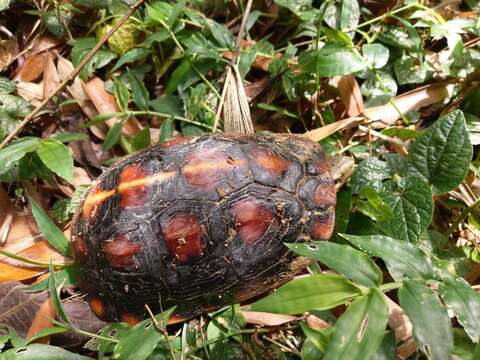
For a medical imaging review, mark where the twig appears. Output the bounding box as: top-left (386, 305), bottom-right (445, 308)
top-left (230, 0), bottom-right (254, 66)
top-left (0, 0), bottom-right (146, 151)
top-left (446, 195), bottom-right (480, 238)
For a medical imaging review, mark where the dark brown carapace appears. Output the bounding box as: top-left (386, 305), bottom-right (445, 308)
top-left (71, 134), bottom-right (336, 324)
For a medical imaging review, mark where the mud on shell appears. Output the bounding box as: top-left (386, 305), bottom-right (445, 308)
top-left (71, 133), bottom-right (336, 323)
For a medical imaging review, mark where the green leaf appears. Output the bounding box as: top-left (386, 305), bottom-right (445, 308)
top-left (113, 78), bottom-right (130, 111)
top-left (300, 322), bottom-right (332, 353)
top-left (1, 343), bottom-right (92, 359)
top-left (69, 37), bottom-right (117, 80)
top-left (114, 324), bottom-right (163, 360)
top-left (72, 0), bottom-right (110, 9)
top-left (250, 273), bottom-right (362, 314)
top-left (274, 0), bottom-right (312, 16)
top-left (300, 46), bottom-right (367, 77)
top-left (158, 118), bottom-right (174, 143)
top-left (323, 289), bottom-right (389, 360)
top-left (287, 241), bottom-right (383, 288)
top-left (103, 118), bottom-right (125, 150)
top-left (26, 326), bottom-right (68, 345)
top-left (37, 140), bottom-right (74, 183)
top-left (29, 197), bottom-right (70, 256)
top-left (408, 110), bottom-right (473, 194)
top-left (378, 176), bottom-right (433, 243)
top-left (340, 0), bottom-right (360, 32)
top-left (341, 234), bottom-right (434, 281)
top-left (0, 137), bottom-right (41, 174)
top-left (48, 132), bottom-right (88, 143)
top-left (127, 69), bottom-right (149, 110)
top-left (150, 95), bottom-right (183, 116)
top-left (25, 266), bottom-right (78, 292)
top-left (363, 43), bottom-right (390, 69)
top-left (350, 157), bottom-right (391, 193)
top-left (48, 264), bottom-right (70, 326)
top-left (399, 280), bottom-right (453, 360)
top-left (439, 278), bottom-right (480, 343)
top-left (112, 48), bottom-right (151, 72)
top-left (130, 126), bottom-right (151, 151)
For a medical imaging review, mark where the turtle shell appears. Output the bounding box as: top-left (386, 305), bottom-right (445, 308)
top-left (71, 133), bottom-right (336, 324)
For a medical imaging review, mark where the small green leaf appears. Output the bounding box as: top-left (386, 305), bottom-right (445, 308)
top-left (25, 266), bottom-right (78, 292)
top-left (114, 323), bottom-right (163, 360)
top-left (287, 241), bottom-right (383, 288)
top-left (250, 273), bottom-right (362, 314)
top-left (158, 118), bottom-right (174, 143)
top-left (408, 110), bottom-right (473, 194)
top-left (378, 176), bottom-right (433, 243)
top-left (399, 280), bottom-right (453, 360)
top-left (300, 322), bottom-right (332, 353)
top-left (323, 289), bottom-right (389, 360)
top-left (48, 132), bottom-right (87, 143)
top-left (113, 78), bottom-right (130, 111)
top-left (130, 126), bottom-right (151, 151)
top-left (26, 326), bottom-right (68, 345)
top-left (300, 46), bottom-right (367, 77)
top-left (103, 118), bottom-right (125, 150)
top-left (48, 264), bottom-right (70, 326)
top-left (0, 137), bottom-right (41, 174)
top-left (150, 95), bottom-right (183, 116)
top-left (439, 278), bottom-right (480, 343)
top-left (340, 0), bottom-right (360, 32)
top-left (30, 197), bottom-right (70, 256)
top-left (350, 157), bottom-right (391, 193)
top-left (112, 48), bottom-right (151, 72)
top-left (127, 69), bottom-right (149, 110)
top-left (363, 43), bottom-right (390, 69)
top-left (341, 234), bottom-right (434, 281)
top-left (37, 140), bottom-right (74, 183)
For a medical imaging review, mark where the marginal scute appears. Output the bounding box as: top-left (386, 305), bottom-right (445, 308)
top-left (159, 136), bottom-right (191, 148)
top-left (72, 235), bottom-right (88, 261)
top-left (232, 198), bottom-right (274, 245)
top-left (118, 164), bottom-right (147, 208)
top-left (90, 297), bottom-right (105, 319)
top-left (314, 182), bottom-right (336, 208)
top-left (311, 214), bottom-right (335, 240)
top-left (103, 235), bottom-right (142, 270)
top-left (162, 214), bottom-right (204, 262)
top-left (121, 313), bottom-right (142, 326)
top-left (82, 185), bottom-right (112, 219)
top-left (252, 149), bottom-right (291, 175)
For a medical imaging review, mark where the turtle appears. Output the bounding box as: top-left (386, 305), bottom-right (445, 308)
top-left (71, 133), bottom-right (336, 325)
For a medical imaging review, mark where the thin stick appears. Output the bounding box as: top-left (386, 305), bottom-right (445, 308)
top-left (230, 0), bottom-right (254, 65)
top-left (0, 0), bottom-right (146, 150)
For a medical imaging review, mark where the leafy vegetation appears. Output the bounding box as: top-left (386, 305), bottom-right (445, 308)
top-left (1, 0), bottom-right (480, 359)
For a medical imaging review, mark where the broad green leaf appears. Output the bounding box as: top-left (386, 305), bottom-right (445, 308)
top-left (1, 343), bottom-right (92, 359)
top-left (48, 132), bottom-right (87, 143)
top-left (341, 234), bottom-right (434, 281)
top-left (399, 280), bottom-right (453, 360)
top-left (300, 322), bottom-right (332, 353)
top-left (0, 137), bottom-right (41, 174)
top-left (103, 118), bottom-right (125, 150)
top-left (26, 326), bottom-right (68, 345)
top-left (350, 157), bottom-right (391, 193)
top-left (150, 95), bottom-right (183, 116)
top-left (363, 43), bottom-right (390, 69)
top-left (323, 289), bottom-right (388, 360)
top-left (158, 118), bottom-right (174, 143)
top-left (250, 273), bottom-right (362, 314)
top-left (206, 19), bottom-right (234, 49)
top-left (287, 241), bottom-right (382, 288)
top-left (378, 176), bottom-right (433, 243)
top-left (127, 69), bottom-right (149, 110)
top-left (37, 140), bottom-right (74, 183)
top-left (274, 0), bottom-right (312, 16)
top-left (112, 48), bottom-right (151, 72)
top-left (340, 0), bottom-right (360, 31)
top-left (167, 0), bottom-right (186, 27)
top-left (408, 110), bottom-right (473, 194)
top-left (299, 46), bottom-right (367, 77)
top-left (30, 197), bottom-right (70, 256)
top-left (0, 76), bottom-right (16, 93)
top-left (378, 26), bottom-right (418, 51)
top-left (439, 278), bottom-right (480, 343)
top-left (356, 186), bottom-right (394, 223)
top-left (301, 338), bottom-right (324, 360)
top-left (113, 78), bottom-right (130, 111)
top-left (114, 324), bottom-right (163, 360)
top-left (373, 331), bottom-right (397, 360)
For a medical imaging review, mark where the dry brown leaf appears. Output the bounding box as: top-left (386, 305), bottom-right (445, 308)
top-left (26, 298), bottom-right (55, 342)
top-left (42, 52), bottom-right (60, 99)
top-left (304, 82), bottom-right (455, 142)
top-left (305, 313), bottom-right (331, 331)
top-left (72, 167), bottom-right (92, 188)
top-left (29, 35), bottom-right (62, 55)
top-left (0, 282), bottom-right (48, 338)
top-left (15, 52), bottom-right (47, 82)
top-left (241, 311), bottom-right (297, 326)
top-left (16, 81), bottom-right (44, 106)
top-left (334, 75), bottom-right (365, 117)
top-left (83, 77), bottom-right (142, 137)
top-left (385, 296), bottom-right (417, 359)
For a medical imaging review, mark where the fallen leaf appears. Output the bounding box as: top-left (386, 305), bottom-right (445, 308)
top-left (15, 52), bottom-right (47, 82)
top-left (334, 75), bottom-right (365, 117)
top-left (0, 39), bottom-right (18, 72)
top-left (16, 81), bottom-right (44, 106)
top-left (241, 311), bottom-right (298, 326)
top-left (26, 298), bottom-right (55, 343)
top-left (43, 52), bottom-right (60, 99)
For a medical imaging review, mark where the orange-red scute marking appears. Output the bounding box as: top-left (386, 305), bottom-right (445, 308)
top-left (314, 183), bottom-right (336, 208)
top-left (90, 297), bottom-right (105, 319)
top-left (160, 136), bottom-right (191, 148)
top-left (121, 313), bottom-right (142, 326)
top-left (253, 149), bottom-right (291, 175)
top-left (233, 198), bottom-right (274, 245)
top-left (103, 235), bottom-right (142, 270)
top-left (118, 164), bottom-right (147, 208)
top-left (315, 160), bottom-right (331, 174)
top-left (183, 150), bottom-right (244, 188)
top-left (163, 214), bottom-right (204, 262)
top-left (311, 215), bottom-right (335, 240)
top-left (82, 186), bottom-right (114, 219)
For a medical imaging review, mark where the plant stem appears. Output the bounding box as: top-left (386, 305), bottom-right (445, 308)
top-left (446, 196), bottom-right (480, 237)
top-left (0, 249), bottom-right (67, 268)
top-left (380, 281), bottom-right (403, 293)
